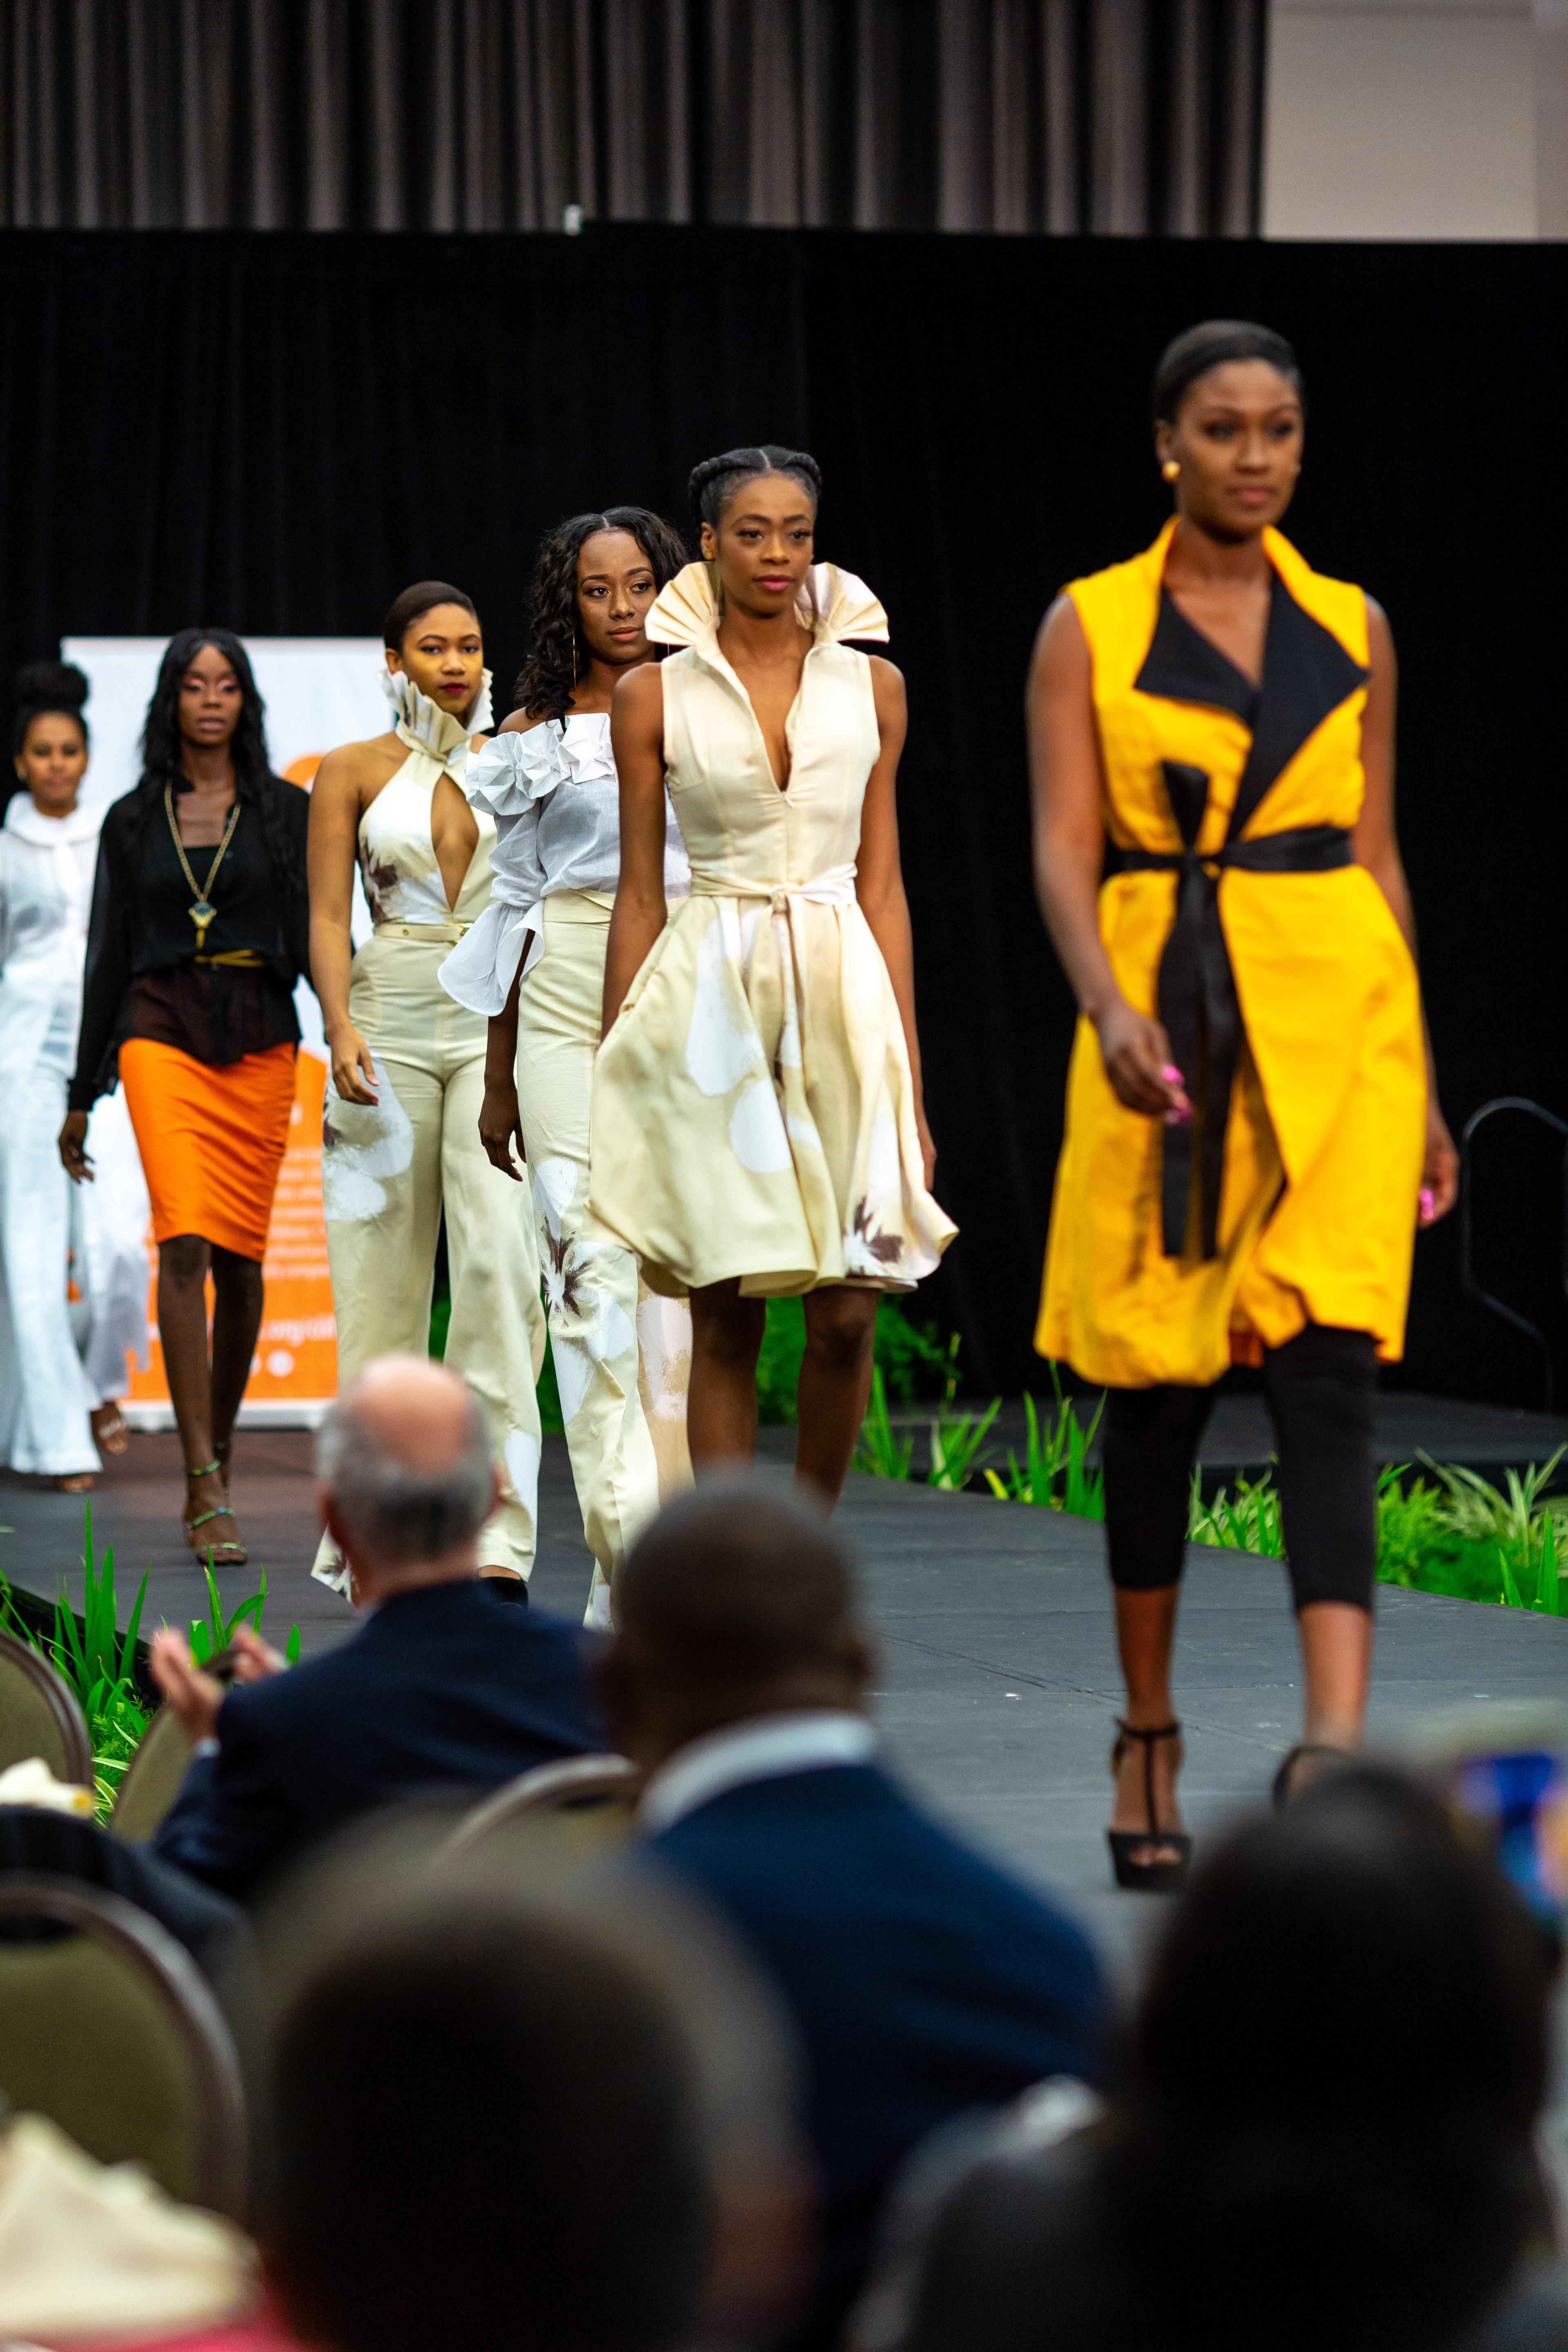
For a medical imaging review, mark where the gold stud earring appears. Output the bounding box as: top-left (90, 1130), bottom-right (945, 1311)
top-left (1161, 459), bottom-right (1180, 483)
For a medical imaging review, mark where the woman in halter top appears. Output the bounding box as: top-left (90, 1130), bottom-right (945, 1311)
top-left (440, 507), bottom-right (694, 1628)
top-left (1029, 322), bottom-right (1454, 1887)
top-left (593, 445), bottom-right (956, 1501)
top-left (307, 581), bottom-right (544, 1595)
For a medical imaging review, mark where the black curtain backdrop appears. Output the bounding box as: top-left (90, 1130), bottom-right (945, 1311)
top-left (0, 226), bottom-right (1561, 1407)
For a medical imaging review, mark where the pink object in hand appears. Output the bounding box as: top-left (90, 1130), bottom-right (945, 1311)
top-left (1160, 1064), bottom-right (1184, 1086)
top-left (1419, 1186), bottom-right (1435, 1223)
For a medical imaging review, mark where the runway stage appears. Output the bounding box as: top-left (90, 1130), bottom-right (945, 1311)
top-left (5, 1427), bottom-right (1566, 1952)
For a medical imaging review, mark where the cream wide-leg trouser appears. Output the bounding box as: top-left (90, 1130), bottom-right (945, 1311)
top-left (519, 892), bottom-right (691, 1625)
top-left (316, 931), bottom-right (545, 1589)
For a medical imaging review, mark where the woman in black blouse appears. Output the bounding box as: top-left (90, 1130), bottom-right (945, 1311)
top-left (60, 631), bottom-right (309, 1563)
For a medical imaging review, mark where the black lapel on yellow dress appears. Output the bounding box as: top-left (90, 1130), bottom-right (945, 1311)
top-left (1227, 578), bottom-right (1368, 842)
top-left (1134, 590), bottom-right (1259, 726)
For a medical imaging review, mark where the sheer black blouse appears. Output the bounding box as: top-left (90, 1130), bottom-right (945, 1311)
top-left (68, 777), bottom-right (311, 1111)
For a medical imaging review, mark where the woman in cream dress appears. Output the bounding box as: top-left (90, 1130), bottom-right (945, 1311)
top-left (441, 508), bottom-right (692, 1627)
top-left (595, 445), bottom-right (955, 1502)
top-left (307, 582), bottom-right (543, 1592)
top-left (0, 662), bottom-right (148, 1484)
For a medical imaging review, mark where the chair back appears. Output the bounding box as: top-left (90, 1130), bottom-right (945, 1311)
top-left (0, 1875), bottom-right (246, 2216)
top-left (109, 1706), bottom-right (194, 1843)
top-left (445, 1754), bottom-right (641, 1887)
top-left (0, 1630), bottom-right (93, 1786)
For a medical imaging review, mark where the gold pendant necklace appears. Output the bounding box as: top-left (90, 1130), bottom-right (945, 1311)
top-left (165, 782), bottom-right (241, 951)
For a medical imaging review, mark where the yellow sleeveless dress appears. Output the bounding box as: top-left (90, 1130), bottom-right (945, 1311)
top-left (1036, 520), bottom-right (1425, 1388)
top-left (588, 561), bottom-right (957, 1298)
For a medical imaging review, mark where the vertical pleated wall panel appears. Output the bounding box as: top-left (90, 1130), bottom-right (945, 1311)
top-left (0, 0), bottom-right (1265, 234)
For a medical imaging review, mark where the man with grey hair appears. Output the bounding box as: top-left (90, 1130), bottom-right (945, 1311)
top-left (151, 1354), bottom-right (603, 1901)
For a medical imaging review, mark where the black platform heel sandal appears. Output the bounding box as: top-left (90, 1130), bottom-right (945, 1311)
top-left (1270, 1742), bottom-right (1350, 1809)
top-left (1107, 1719), bottom-right (1192, 1893)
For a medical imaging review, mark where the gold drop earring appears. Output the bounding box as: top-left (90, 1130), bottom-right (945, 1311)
top-left (1161, 459), bottom-right (1180, 483)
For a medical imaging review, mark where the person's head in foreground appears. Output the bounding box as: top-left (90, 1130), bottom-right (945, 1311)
top-left (599, 1476), bottom-right (871, 1766)
top-left (1105, 1765), bottom-right (1555, 2352)
top-left (262, 1898), bottom-right (710, 2352)
top-left (316, 1352), bottom-right (501, 1606)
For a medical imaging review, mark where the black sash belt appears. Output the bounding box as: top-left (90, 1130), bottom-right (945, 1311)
top-left (1120, 811), bottom-right (1354, 1260)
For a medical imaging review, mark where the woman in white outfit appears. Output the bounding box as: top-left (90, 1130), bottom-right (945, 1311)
top-left (0, 663), bottom-right (148, 1486)
top-left (441, 512), bottom-right (692, 1626)
top-left (307, 583), bottom-right (544, 1594)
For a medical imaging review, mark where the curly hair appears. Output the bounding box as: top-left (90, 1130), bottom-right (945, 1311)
top-left (13, 658), bottom-right (89, 758)
top-left (688, 445), bottom-right (822, 531)
top-left (512, 508), bottom-right (688, 725)
top-left (125, 628), bottom-right (301, 894)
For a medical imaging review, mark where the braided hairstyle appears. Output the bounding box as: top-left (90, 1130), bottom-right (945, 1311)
top-left (13, 658), bottom-right (89, 758)
top-left (127, 628), bottom-right (301, 893)
top-left (688, 444), bottom-right (822, 532)
top-left (1152, 321), bottom-right (1304, 424)
top-left (512, 507), bottom-right (688, 724)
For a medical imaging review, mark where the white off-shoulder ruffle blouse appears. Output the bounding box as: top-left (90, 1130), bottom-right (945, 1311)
top-left (438, 711), bottom-right (688, 1016)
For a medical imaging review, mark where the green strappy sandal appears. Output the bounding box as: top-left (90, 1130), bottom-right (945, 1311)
top-left (183, 1459), bottom-right (247, 1567)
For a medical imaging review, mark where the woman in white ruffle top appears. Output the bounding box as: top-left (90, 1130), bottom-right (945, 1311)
top-left (440, 510), bottom-right (693, 1627)
top-left (595, 446), bottom-right (956, 1503)
top-left (305, 583), bottom-right (545, 1595)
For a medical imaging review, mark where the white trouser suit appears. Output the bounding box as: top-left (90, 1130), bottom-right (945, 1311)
top-left (442, 711), bottom-right (691, 1626)
top-left (316, 676), bottom-right (545, 1589)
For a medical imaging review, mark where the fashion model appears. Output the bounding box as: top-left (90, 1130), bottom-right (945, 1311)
top-left (0, 662), bottom-right (147, 1486)
top-left (307, 582), bottom-right (543, 1594)
top-left (62, 632), bottom-right (310, 1562)
top-left (591, 445), bottom-right (955, 1502)
top-left (1028, 321), bottom-right (1454, 1888)
top-left (441, 510), bottom-right (693, 1627)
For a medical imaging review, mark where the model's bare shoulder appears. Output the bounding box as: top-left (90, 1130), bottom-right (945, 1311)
top-left (499, 707), bottom-right (554, 737)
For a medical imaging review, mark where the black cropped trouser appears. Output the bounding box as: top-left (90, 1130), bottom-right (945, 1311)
top-left (1101, 1323), bottom-right (1378, 1613)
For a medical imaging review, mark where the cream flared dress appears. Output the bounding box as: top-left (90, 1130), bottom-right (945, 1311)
top-left (589, 561), bottom-right (956, 1298)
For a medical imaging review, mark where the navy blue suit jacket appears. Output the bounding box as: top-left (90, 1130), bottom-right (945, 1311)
top-left (154, 1580), bottom-right (604, 1900)
top-left (649, 1760), bottom-right (1106, 2351)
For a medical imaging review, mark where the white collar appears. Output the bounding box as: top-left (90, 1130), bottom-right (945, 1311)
top-left (3, 793), bottom-right (100, 847)
top-left (380, 666), bottom-right (494, 760)
top-left (638, 1710), bottom-right (877, 1835)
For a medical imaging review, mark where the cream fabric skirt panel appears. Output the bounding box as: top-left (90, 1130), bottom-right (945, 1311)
top-left (316, 933), bottom-right (546, 1588)
top-left (519, 892), bottom-right (691, 1625)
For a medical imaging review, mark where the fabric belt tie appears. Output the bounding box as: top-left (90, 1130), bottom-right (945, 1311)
top-left (1120, 815), bottom-right (1354, 1259)
top-left (686, 864), bottom-right (858, 910)
top-left (684, 864), bottom-right (858, 1090)
top-left (374, 918), bottom-right (474, 944)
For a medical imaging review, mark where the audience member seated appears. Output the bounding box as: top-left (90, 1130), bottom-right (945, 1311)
top-left (0, 1787), bottom-right (245, 1982)
top-left (599, 1478), bottom-right (1107, 2352)
top-left (151, 1356), bottom-right (604, 1902)
top-left (260, 1896), bottom-right (710, 2352)
top-left (893, 1765), bottom-right (1568, 2352)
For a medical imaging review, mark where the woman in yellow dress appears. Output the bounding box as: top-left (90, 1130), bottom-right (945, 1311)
top-left (593, 445), bottom-right (955, 1501)
top-left (1029, 321), bottom-right (1456, 1887)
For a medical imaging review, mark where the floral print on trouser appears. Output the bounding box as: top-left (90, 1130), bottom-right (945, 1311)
top-left (519, 894), bottom-right (690, 1626)
top-left (315, 935), bottom-right (545, 1591)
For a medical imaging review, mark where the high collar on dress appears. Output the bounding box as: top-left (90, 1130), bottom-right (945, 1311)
top-left (2, 793), bottom-right (102, 848)
top-left (380, 667), bottom-right (494, 780)
top-left (647, 561), bottom-right (888, 662)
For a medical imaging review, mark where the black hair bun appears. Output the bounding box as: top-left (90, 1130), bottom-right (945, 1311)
top-left (15, 658), bottom-right (89, 714)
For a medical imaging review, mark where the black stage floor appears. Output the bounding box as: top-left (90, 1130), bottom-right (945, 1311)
top-left (5, 1420), bottom-right (1567, 1967)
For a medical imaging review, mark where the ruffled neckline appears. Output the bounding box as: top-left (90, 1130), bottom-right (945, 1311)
top-left (647, 561), bottom-right (888, 653)
top-left (3, 795), bottom-right (101, 847)
top-left (463, 714), bottom-right (617, 815)
top-left (381, 666), bottom-right (494, 759)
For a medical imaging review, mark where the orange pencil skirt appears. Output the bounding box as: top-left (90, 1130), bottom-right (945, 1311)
top-left (118, 1037), bottom-right (296, 1263)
